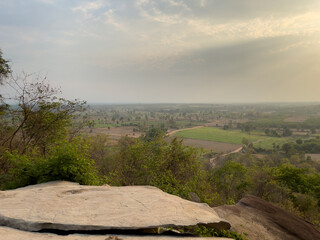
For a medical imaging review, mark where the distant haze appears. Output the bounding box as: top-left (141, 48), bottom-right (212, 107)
top-left (1, 0), bottom-right (320, 103)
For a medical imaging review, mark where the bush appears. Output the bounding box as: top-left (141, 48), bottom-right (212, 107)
top-left (180, 225), bottom-right (248, 240)
top-left (2, 137), bottom-right (101, 189)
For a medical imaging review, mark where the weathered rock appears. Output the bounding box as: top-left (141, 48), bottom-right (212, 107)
top-left (214, 195), bottom-right (320, 240)
top-left (188, 192), bottom-right (201, 203)
top-left (0, 226), bottom-right (234, 240)
top-left (0, 181), bottom-right (230, 232)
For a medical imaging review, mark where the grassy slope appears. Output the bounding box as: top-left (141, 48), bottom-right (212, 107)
top-left (174, 127), bottom-right (290, 149)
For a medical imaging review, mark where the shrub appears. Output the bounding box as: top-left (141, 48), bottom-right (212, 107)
top-left (2, 137), bottom-right (100, 189)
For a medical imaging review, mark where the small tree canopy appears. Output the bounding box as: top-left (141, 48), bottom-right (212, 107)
top-left (0, 49), bottom-right (11, 84)
top-left (0, 73), bottom-right (86, 155)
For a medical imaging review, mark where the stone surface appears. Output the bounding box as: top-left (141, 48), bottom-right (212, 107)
top-left (214, 195), bottom-right (320, 240)
top-left (0, 181), bottom-right (230, 232)
top-left (188, 192), bottom-right (201, 203)
top-left (0, 226), bottom-right (233, 240)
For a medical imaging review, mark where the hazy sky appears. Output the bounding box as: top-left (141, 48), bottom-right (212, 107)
top-left (1, 0), bottom-right (320, 103)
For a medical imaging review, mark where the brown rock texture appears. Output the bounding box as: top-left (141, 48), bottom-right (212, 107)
top-left (214, 195), bottom-right (320, 240)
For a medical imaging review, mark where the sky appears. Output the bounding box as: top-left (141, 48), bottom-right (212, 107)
top-left (0, 0), bottom-right (320, 103)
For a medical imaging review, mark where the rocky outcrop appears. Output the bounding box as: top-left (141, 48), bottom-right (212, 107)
top-left (214, 195), bottom-right (320, 240)
top-left (0, 181), bottom-right (230, 238)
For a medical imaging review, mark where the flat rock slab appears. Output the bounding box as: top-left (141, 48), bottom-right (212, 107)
top-left (0, 181), bottom-right (230, 232)
top-left (0, 226), bottom-right (234, 240)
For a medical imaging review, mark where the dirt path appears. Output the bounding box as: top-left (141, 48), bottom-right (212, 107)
top-left (167, 120), bottom-right (225, 136)
top-left (209, 146), bottom-right (243, 168)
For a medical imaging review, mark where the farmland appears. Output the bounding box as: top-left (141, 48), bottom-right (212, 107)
top-left (78, 103), bottom-right (320, 152)
top-left (174, 127), bottom-right (291, 150)
top-left (176, 137), bottom-right (241, 153)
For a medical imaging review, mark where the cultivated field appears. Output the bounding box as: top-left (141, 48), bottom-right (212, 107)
top-left (88, 126), bottom-right (141, 142)
top-left (174, 127), bottom-right (290, 150)
top-left (176, 137), bottom-right (241, 153)
top-left (174, 127), bottom-right (259, 144)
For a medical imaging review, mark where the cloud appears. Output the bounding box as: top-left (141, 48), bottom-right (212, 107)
top-left (33, 0), bottom-right (55, 4)
top-left (130, 0), bottom-right (320, 59)
top-left (200, 0), bottom-right (207, 7)
top-left (104, 9), bottom-right (126, 31)
top-left (111, 35), bottom-right (320, 102)
top-left (136, 0), bottom-right (189, 24)
top-left (1, 0), bottom-right (320, 103)
top-left (187, 11), bottom-right (320, 40)
top-left (183, 0), bottom-right (320, 22)
top-left (72, 0), bottom-right (106, 20)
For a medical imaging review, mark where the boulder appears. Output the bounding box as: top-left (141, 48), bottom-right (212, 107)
top-left (0, 181), bottom-right (230, 233)
top-left (214, 195), bottom-right (320, 240)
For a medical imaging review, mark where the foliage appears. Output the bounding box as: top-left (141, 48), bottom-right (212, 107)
top-left (280, 139), bottom-right (320, 158)
top-left (0, 56), bottom-right (95, 189)
top-left (274, 165), bottom-right (312, 194)
top-left (104, 135), bottom-right (210, 200)
top-left (209, 160), bottom-right (249, 205)
top-left (180, 225), bottom-right (248, 240)
top-left (282, 127), bottom-right (292, 137)
top-left (219, 152), bottom-right (320, 226)
top-left (0, 49), bottom-right (11, 84)
top-left (2, 138), bottom-right (101, 190)
top-left (141, 127), bottom-right (166, 142)
top-left (88, 134), bottom-right (115, 175)
top-left (0, 49), bottom-right (11, 116)
top-left (0, 73), bottom-right (86, 154)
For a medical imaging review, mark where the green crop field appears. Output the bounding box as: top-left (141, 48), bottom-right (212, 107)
top-left (174, 127), bottom-right (290, 150)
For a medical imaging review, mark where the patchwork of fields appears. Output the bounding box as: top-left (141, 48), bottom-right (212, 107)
top-left (174, 127), bottom-right (290, 150)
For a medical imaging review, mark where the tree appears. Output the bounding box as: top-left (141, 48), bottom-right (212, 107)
top-left (275, 165), bottom-right (310, 193)
top-left (0, 49), bottom-right (11, 115)
top-left (107, 135), bottom-right (204, 199)
top-left (283, 127), bottom-right (292, 137)
top-left (0, 51), bottom-right (101, 189)
top-left (242, 137), bottom-right (249, 147)
top-left (0, 49), bottom-right (11, 84)
top-left (265, 128), bottom-right (270, 136)
top-left (1, 73), bottom-right (86, 154)
top-left (210, 161), bottom-right (249, 203)
top-left (142, 127), bottom-right (166, 142)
